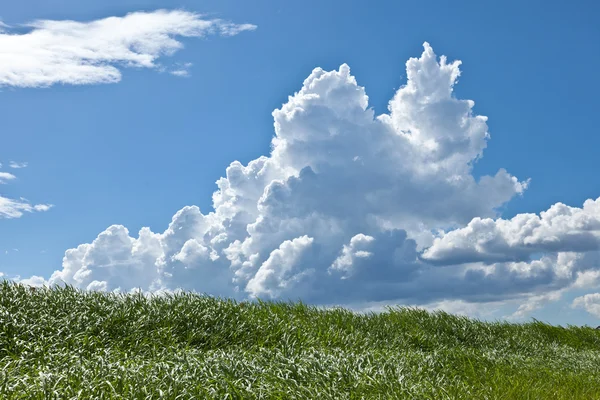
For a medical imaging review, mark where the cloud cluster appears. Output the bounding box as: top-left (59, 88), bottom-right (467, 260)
top-left (12, 43), bottom-right (600, 319)
top-left (44, 44), bottom-right (520, 297)
top-left (0, 10), bottom-right (255, 88)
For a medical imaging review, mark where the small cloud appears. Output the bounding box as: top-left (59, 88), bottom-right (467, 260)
top-left (217, 22), bottom-right (257, 37)
top-left (170, 62), bottom-right (193, 78)
top-left (0, 196), bottom-right (52, 219)
top-left (572, 293), bottom-right (600, 318)
top-left (507, 291), bottom-right (564, 321)
top-left (0, 172), bottom-right (16, 184)
top-left (9, 161), bottom-right (28, 169)
top-left (17, 275), bottom-right (47, 287)
top-left (33, 204), bottom-right (53, 212)
top-left (170, 70), bottom-right (190, 78)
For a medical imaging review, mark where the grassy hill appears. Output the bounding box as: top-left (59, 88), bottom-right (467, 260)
top-left (1, 282), bottom-right (600, 399)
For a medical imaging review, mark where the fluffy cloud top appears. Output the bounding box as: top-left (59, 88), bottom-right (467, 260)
top-left (14, 43), bottom-right (600, 320)
top-left (423, 198), bottom-right (600, 265)
top-left (0, 10), bottom-right (256, 88)
top-left (45, 44), bottom-right (524, 298)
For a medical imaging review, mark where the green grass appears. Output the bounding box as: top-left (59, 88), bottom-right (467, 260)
top-left (1, 282), bottom-right (600, 399)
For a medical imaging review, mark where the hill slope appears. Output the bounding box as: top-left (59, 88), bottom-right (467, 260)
top-left (1, 282), bottom-right (600, 399)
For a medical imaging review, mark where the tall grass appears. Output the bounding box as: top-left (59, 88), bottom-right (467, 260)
top-left (1, 281), bottom-right (599, 399)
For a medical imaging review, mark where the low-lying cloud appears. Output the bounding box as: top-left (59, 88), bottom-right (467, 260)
top-left (573, 293), bottom-right (600, 319)
top-left (9, 43), bottom-right (600, 320)
top-left (423, 199), bottom-right (600, 265)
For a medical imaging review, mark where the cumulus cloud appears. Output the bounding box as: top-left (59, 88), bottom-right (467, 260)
top-left (15, 275), bottom-right (47, 287)
top-left (13, 43), bottom-right (600, 319)
top-left (30, 44), bottom-right (524, 301)
top-left (246, 235), bottom-right (315, 299)
top-left (572, 293), bottom-right (600, 319)
top-left (0, 10), bottom-right (256, 88)
top-left (423, 198), bottom-right (600, 265)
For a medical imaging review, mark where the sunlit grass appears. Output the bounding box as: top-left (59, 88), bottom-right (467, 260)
top-left (1, 281), bottom-right (599, 398)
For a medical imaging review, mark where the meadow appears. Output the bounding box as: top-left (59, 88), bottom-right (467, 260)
top-left (1, 281), bottom-right (600, 399)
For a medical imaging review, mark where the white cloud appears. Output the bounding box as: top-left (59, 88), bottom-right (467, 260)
top-left (0, 169), bottom-right (52, 218)
top-left (8, 161), bottom-right (28, 169)
top-left (508, 290), bottom-right (564, 320)
top-left (28, 43), bottom-right (533, 304)
top-left (329, 234), bottom-right (375, 278)
top-left (341, 298), bottom-right (507, 320)
top-left (0, 10), bottom-right (256, 88)
top-left (246, 235), bottom-right (315, 299)
top-left (16, 275), bottom-right (47, 287)
top-left (573, 270), bottom-right (600, 289)
top-left (0, 172), bottom-right (16, 184)
top-left (12, 43), bottom-right (600, 318)
top-left (0, 196), bottom-right (53, 219)
top-left (170, 62), bottom-right (193, 77)
top-left (171, 69), bottom-right (190, 77)
top-left (572, 293), bottom-right (600, 319)
top-left (423, 198), bottom-right (600, 265)
top-left (422, 299), bottom-right (506, 319)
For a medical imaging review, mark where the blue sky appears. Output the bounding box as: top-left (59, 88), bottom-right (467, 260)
top-left (1, 0), bottom-right (600, 325)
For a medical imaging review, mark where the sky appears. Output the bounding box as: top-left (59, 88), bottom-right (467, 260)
top-left (1, 0), bottom-right (600, 326)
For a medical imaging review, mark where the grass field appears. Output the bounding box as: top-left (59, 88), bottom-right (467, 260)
top-left (1, 281), bottom-right (600, 399)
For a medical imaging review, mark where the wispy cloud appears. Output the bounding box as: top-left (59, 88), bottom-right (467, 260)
top-left (0, 196), bottom-right (53, 219)
top-left (170, 62), bottom-right (194, 77)
top-left (0, 168), bottom-right (51, 218)
top-left (8, 161), bottom-right (28, 169)
top-left (0, 10), bottom-right (256, 88)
